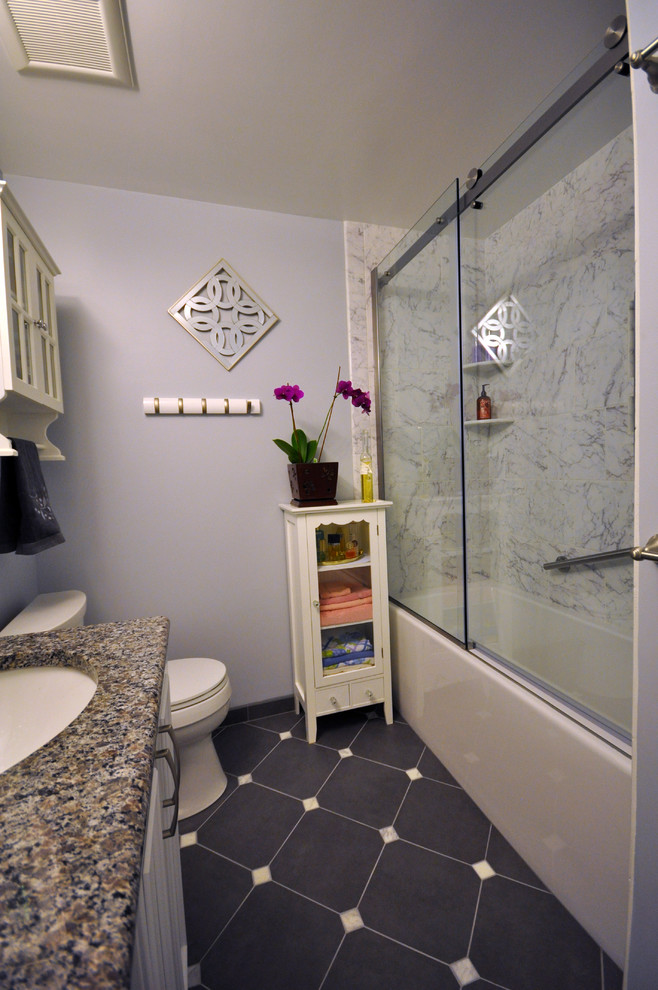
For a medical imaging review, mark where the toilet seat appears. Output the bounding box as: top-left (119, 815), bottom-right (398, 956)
top-left (168, 657), bottom-right (229, 711)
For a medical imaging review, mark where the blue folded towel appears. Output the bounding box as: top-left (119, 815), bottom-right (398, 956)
top-left (322, 650), bottom-right (374, 669)
top-left (0, 439), bottom-right (65, 555)
top-left (322, 629), bottom-right (373, 660)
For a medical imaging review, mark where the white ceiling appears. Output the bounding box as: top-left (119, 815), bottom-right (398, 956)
top-left (0, 0), bottom-right (624, 228)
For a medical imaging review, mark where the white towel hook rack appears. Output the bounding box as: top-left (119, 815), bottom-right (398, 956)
top-left (143, 397), bottom-right (262, 416)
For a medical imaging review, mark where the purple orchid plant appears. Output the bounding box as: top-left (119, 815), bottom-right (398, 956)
top-left (273, 368), bottom-right (371, 463)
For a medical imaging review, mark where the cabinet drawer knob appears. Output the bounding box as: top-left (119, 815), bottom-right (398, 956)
top-left (313, 600), bottom-right (320, 608)
top-left (366, 689), bottom-right (374, 699)
top-left (330, 696), bottom-right (338, 706)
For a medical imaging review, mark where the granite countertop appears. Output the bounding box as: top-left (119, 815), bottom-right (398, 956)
top-left (0, 616), bottom-right (170, 990)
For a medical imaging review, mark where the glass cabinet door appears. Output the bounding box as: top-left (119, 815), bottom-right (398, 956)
top-left (309, 515), bottom-right (382, 687)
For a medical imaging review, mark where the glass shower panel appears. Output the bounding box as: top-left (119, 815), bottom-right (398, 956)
top-left (460, 71), bottom-right (634, 736)
top-left (376, 183), bottom-right (465, 641)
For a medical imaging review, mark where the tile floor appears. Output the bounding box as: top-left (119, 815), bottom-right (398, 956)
top-left (179, 706), bottom-right (623, 990)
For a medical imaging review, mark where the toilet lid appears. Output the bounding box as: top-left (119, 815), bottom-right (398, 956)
top-left (168, 657), bottom-right (228, 709)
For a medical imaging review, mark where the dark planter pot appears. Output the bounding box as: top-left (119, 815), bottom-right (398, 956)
top-left (287, 462), bottom-right (338, 507)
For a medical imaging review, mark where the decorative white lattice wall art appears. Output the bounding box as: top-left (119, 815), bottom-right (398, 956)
top-left (471, 294), bottom-right (531, 364)
top-left (168, 259), bottom-right (279, 370)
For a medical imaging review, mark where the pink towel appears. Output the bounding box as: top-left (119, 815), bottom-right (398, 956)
top-left (320, 581), bottom-right (352, 599)
top-left (320, 590), bottom-right (372, 610)
top-left (320, 601), bottom-right (373, 626)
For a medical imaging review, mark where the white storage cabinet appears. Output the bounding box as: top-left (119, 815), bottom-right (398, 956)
top-left (0, 181), bottom-right (63, 459)
top-left (281, 500), bottom-right (393, 743)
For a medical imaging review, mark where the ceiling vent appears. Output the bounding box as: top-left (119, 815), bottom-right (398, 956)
top-left (0, 0), bottom-right (134, 86)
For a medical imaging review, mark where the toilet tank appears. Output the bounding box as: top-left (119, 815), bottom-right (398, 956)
top-left (0, 591), bottom-right (87, 637)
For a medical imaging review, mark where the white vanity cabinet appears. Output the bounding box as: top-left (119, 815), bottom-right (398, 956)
top-left (281, 500), bottom-right (393, 743)
top-left (131, 669), bottom-right (188, 990)
top-left (0, 181), bottom-right (63, 459)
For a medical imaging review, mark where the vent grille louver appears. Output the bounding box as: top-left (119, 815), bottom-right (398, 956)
top-left (0, 0), bottom-right (134, 86)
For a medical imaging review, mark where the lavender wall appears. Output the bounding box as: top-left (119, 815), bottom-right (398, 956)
top-left (4, 176), bottom-right (352, 706)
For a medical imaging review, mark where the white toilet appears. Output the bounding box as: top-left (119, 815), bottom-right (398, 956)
top-left (0, 590), bottom-right (87, 636)
top-left (167, 656), bottom-right (232, 820)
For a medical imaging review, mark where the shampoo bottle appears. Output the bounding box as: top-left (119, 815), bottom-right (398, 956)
top-left (360, 431), bottom-right (374, 503)
top-left (477, 384), bottom-right (491, 420)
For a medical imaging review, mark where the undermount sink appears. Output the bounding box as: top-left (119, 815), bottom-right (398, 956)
top-left (0, 665), bottom-right (97, 773)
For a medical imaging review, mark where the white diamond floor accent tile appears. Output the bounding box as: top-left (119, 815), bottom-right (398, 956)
top-left (338, 748), bottom-right (353, 758)
top-left (187, 963), bottom-right (201, 986)
top-left (279, 731), bottom-right (292, 740)
top-left (406, 767), bottom-right (422, 780)
top-left (340, 908), bottom-right (364, 933)
top-left (238, 774), bottom-right (253, 785)
top-left (450, 957), bottom-right (480, 986)
top-left (472, 860), bottom-right (496, 880)
top-left (179, 831), bottom-right (197, 848)
top-left (380, 826), bottom-right (399, 843)
top-left (252, 866), bottom-right (272, 886)
top-left (303, 797), bottom-right (320, 811)
top-left (366, 711), bottom-right (378, 720)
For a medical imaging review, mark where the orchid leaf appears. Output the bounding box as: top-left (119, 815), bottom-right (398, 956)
top-left (273, 438), bottom-right (299, 462)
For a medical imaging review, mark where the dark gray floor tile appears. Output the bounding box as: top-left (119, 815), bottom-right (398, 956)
top-left (603, 951), bottom-right (624, 990)
top-left (201, 881), bottom-right (343, 990)
top-left (291, 708), bottom-right (371, 748)
top-left (318, 753), bottom-right (409, 829)
top-left (418, 745), bottom-right (460, 786)
top-left (179, 774), bottom-right (239, 834)
top-left (395, 776), bottom-right (490, 863)
top-left (359, 839), bottom-right (480, 961)
top-left (212, 722), bottom-right (280, 775)
top-left (180, 844), bottom-right (252, 964)
top-left (470, 875), bottom-right (602, 990)
top-left (251, 736), bottom-right (339, 798)
top-left (271, 807), bottom-right (383, 913)
top-left (486, 826), bottom-right (547, 889)
top-left (197, 781), bottom-right (304, 869)
top-left (249, 710), bottom-right (304, 733)
top-left (323, 927), bottom-right (457, 990)
top-left (350, 716), bottom-right (425, 769)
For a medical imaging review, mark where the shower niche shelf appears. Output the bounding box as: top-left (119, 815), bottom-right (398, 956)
top-left (464, 418), bottom-right (514, 428)
top-left (280, 500), bottom-right (393, 744)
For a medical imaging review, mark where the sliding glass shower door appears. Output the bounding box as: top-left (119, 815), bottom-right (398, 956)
top-left (375, 47), bottom-right (635, 739)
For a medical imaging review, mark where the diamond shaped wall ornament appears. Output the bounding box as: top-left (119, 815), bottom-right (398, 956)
top-left (471, 293), bottom-right (531, 365)
top-left (168, 259), bottom-right (279, 370)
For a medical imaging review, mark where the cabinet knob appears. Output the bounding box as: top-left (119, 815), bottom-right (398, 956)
top-left (330, 696), bottom-right (338, 706)
top-left (313, 600), bottom-right (320, 608)
top-left (366, 690), bottom-right (374, 699)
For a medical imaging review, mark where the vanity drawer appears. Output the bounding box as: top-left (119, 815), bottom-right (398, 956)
top-left (316, 683), bottom-right (350, 715)
top-left (350, 677), bottom-right (384, 707)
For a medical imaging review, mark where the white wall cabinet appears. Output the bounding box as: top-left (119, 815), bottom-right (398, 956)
top-left (131, 670), bottom-right (188, 990)
top-left (0, 181), bottom-right (63, 459)
top-left (281, 500), bottom-right (393, 743)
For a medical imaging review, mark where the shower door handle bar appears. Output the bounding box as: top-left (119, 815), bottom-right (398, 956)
top-left (544, 535), bottom-right (658, 570)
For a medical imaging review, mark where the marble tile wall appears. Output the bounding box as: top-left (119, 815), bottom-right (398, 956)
top-left (345, 125), bottom-right (635, 638)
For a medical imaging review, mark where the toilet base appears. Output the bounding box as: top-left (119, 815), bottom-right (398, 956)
top-left (177, 731), bottom-right (228, 820)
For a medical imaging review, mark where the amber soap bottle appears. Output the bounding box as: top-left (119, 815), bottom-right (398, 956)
top-left (477, 384), bottom-right (491, 420)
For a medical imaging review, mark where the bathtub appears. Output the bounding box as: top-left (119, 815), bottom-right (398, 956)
top-left (389, 593), bottom-right (632, 968)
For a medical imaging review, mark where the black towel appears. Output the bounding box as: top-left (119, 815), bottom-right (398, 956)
top-left (0, 439), bottom-right (65, 554)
